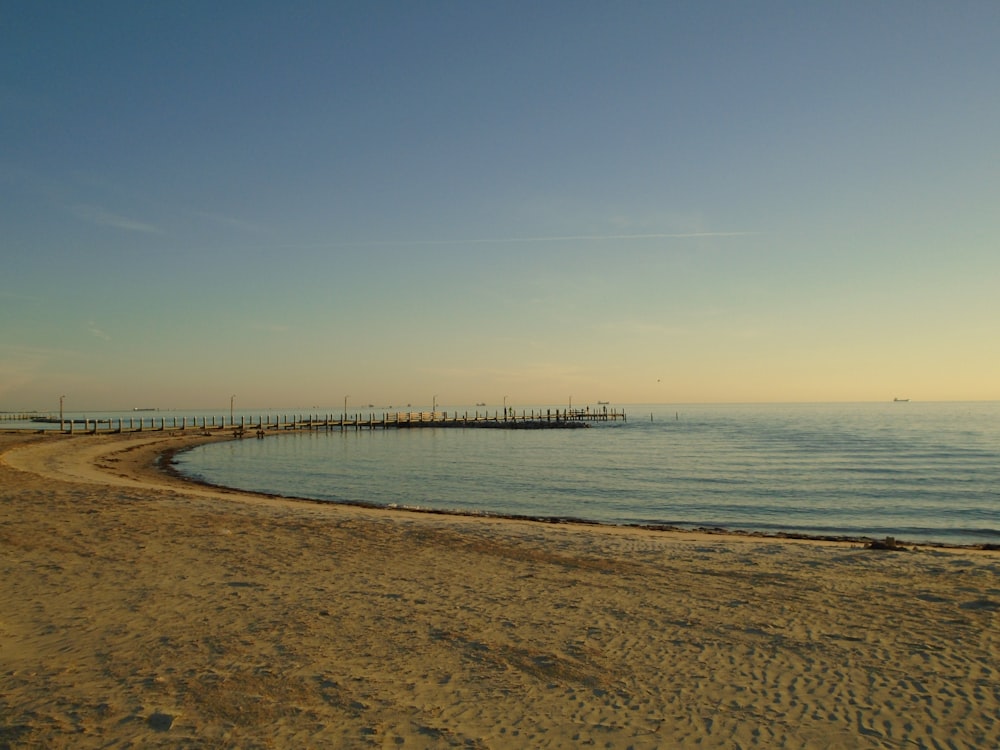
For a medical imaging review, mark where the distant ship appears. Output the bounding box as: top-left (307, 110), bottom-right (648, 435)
top-left (133, 407), bottom-right (157, 411)
top-left (597, 401), bottom-right (610, 405)
top-left (893, 398), bottom-right (910, 402)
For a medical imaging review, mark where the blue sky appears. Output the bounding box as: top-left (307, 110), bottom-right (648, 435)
top-left (3, 1), bottom-right (999, 410)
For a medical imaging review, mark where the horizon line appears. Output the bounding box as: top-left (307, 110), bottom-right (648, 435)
top-left (8, 398), bottom-right (999, 414)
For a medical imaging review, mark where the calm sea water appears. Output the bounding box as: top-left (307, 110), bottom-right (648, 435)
top-left (170, 402), bottom-right (1000, 545)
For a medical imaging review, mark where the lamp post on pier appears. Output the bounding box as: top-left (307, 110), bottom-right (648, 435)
top-left (343, 395), bottom-right (348, 420)
top-left (59, 394), bottom-right (65, 431)
top-left (503, 394), bottom-right (508, 419)
top-left (432, 394), bottom-right (437, 414)
top-left (230, 395), bottom-right (235, 426)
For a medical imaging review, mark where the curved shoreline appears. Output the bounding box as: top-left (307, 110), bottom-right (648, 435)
top-left (164, 430), bottom-right (996, 551)
top-left (5, 428), bottom-right (996, 551)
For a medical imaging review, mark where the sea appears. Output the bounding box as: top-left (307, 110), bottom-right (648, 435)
top-left (156, 401), bottom-right (1000, 547)
top-left (7, 402), bottom-right (998, 546)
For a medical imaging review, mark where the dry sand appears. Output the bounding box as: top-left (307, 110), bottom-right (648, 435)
top-left (1, 429), bottom-right (998, 749)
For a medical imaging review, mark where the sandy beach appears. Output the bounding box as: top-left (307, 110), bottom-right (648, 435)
top-left (1, 430), bottom-right (997, 748)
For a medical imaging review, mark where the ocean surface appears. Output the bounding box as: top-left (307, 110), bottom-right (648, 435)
top-left (166, 402), bottom-right (1000, 546)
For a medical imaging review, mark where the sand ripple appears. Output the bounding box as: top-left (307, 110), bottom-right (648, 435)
top-left (2, 431), bottom-right (998, 748)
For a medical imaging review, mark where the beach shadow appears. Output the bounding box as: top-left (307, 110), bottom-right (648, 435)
top-left (959, 599), bottom-right (999, 611)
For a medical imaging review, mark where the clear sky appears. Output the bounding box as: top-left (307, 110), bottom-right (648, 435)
top-left (3, 1), bottom-right (999, 411)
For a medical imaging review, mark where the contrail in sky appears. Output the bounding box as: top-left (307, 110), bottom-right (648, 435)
top-left (419, 231), bottom-right (756, 244)
top-left (276, 231), bottom-right (757, 248)
top-left (71, 204), bottom-right (160, 234)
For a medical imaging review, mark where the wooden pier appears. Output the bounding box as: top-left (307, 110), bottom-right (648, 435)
top-left (19, 408), bottom-right (626, 436)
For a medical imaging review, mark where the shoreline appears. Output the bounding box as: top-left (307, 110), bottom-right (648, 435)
top-left (2, 430), bottom-right (998, 747)
top-left (155, 430), bottom-right (995, 552)
top-left (7, 425), bottom-right (998, 550)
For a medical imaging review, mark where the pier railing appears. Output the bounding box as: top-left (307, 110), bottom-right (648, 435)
top-left (17, 407), bottom-right (626, 435)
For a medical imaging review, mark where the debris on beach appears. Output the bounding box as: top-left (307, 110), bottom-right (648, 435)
top-left (147, 712), bottom-right (175, 731)
top-left (867, 536), bottom-right (910, 551)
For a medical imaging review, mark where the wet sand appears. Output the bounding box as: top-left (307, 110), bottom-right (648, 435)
top-left (1, 430), bottom-right (998, 748)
